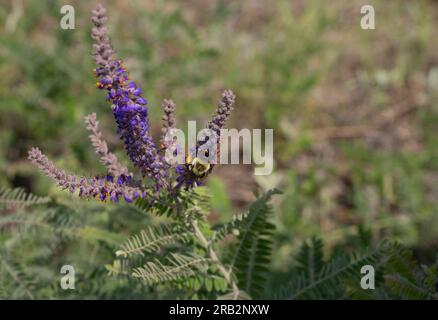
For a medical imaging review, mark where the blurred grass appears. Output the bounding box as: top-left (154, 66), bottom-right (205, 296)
top-left (0, 0), bottom-right (437, 274)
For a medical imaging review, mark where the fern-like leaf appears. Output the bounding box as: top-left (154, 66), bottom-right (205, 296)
top-left (229, 189), bottom-right (281, 298)
top-left (0, 252), bottom-right (36, 299)
top-left (134, 188), bottom-right (210, 218)
top-left (116, 224), bottom-right (193, 258)
top-left (0, 187), bottom-right (49, 211)
top-left (383, 243), bottom-right (437, 299)
top-left (385, 274), bottom-right (431, 300)
top-left (131, 253), bottom-right (210, 285)
top-left (211, 211), bottom-right (250, 242)
top-left (278, 240), bottom-right (390, 299)
top-left (296, 236), bottom-right (325, 283)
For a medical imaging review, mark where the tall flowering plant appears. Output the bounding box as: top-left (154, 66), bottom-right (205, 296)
top-left (29, 4), bottom-right (235, 203)
top-left (27, 4), bottom-right (253, 299)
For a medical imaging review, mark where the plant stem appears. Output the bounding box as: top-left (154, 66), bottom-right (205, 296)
top-left (190, 219), bottom-right (240, 300)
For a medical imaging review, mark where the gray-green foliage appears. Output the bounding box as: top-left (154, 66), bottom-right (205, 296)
top-left (227, 189), bottom-right (280, 298)
top-left (275, 237), bottom-right (437, 300)
top-left (0, 186), bottom-right (436, 300)
top-left (382, 244), bottom-right (438, 300)
top-left (0, 187), bottom-right (50, 211)
top-left (96, 188), bottom-right (281, 299)
top-left (117, 225), bottom-right (193, 258)
top-left (131, 253), bottom-right (211, 285)
top-left (277, 238), bottom-right (390, 299)
top-left (0, 188), bottom-right (156, 299)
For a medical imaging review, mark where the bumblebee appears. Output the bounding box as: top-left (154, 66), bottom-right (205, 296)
top-left (174, 151), bottom-right (214, 189)
top-left (169, 141), bottom-right (216, 188)
top-left (185, 155), bottom-right (211, 178)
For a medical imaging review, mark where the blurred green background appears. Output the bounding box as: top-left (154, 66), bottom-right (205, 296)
top-left (0, 0), bottom-right (437, 298)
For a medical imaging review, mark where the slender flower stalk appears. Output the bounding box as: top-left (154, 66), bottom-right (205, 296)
top-left (175, 90), bottom-right (236, 190)
top-left (91, 5), bottom-right (114, 69)
top-left (28, 147), bottom-right (78, 193)
top-left (28, 147), bottom-right (144, 203)
top-left (160, 99), bottom-right (176, 150)
top-left (208, 89), bottom-right (236, 137)
top-left (84, 113), bottom-right (130, 177)
top-left (160, 99), bottom-right (178, 169)
top-left (91, 4), bottom-right (166, 190)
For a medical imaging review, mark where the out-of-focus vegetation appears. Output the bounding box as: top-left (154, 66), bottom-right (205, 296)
top-left (0, 0), bottom-right (437, 299)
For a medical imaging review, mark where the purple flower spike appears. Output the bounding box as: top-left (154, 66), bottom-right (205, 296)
top-left (28, 148), bottom-right (145, 203)
top-left (91, 5), bottom-right (166, 191)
